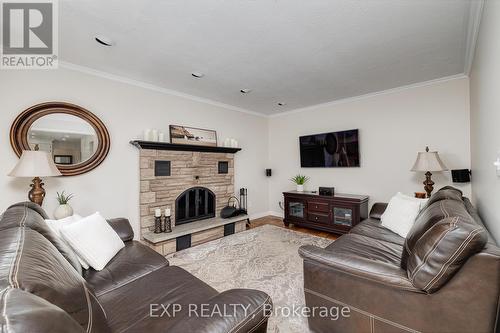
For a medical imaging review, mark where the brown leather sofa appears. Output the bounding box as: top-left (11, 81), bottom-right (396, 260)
top-left (0, 202), bottom-right (271, 333)
top-left (299, 187), bottom-right (500, 333)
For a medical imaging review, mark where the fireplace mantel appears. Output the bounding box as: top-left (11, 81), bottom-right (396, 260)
top-left (130, 140), bottom-right (241, 153)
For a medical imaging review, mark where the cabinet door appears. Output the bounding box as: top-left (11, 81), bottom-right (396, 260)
top-left (285, 197), bottom-right (307, 222)
top-left (332, 204), bottom-right (357, 232)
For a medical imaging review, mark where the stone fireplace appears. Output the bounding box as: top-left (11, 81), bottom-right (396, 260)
top-left (132, 141), bottom-right (247, 256)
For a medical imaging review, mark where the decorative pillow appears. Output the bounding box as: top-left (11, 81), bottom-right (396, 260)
top-left (45, 214), bottom-right (90, 269)
top-left (396, 192), bottom-right (429, 210)
top-left (407, 216), bottom-right (487, 293)
top-left (60, 212), bottom-right (125, 271)
top-left (381, 193), bottom-right (425, 238)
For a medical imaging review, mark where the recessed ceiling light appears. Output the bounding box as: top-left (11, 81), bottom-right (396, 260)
top-left (240, 89), bottom-right (252, 94)
top-left (191, 72), bottom-right (204, 78)
top-left (277, 102), bottom-right (286, 106)
top-left (95, 36), bottom-right (114, 47)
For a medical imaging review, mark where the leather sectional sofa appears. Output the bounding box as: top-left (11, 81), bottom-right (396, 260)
top-left (299, 187), bottom-right (500, 333)
top-left (0, 202), bottom-right (271, 333)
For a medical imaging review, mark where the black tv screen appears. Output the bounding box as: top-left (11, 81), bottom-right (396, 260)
top-left (300, 129), bottom-right (360, 167)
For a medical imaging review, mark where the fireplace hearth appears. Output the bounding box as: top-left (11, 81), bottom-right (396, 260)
top-left (175, 186), bottom-right (215, 225)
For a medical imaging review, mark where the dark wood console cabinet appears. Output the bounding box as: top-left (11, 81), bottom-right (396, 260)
top-left (283, 191), bottom-right (369, 235)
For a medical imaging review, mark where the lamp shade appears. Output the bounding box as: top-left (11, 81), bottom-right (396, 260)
top-left (8, 151), bottom-right (62, 178)
top-left (411, 148), bottom-right (448, 172)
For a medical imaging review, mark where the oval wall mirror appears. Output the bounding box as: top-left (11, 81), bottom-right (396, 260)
top-left (10, 102), bottom-right (110, 176)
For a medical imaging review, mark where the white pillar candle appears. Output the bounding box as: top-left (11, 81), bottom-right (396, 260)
top-left (158, 132), bottom-right (165, 142)
top-left (154, 208), bottom-right (161, 217)
top-left (231, 139), bottom-right (238, 148)
top-left (151, 129), bottom-right (159, 142)
top-left (165, 208), bottom-right (171, 217)
top-left (144, 129), bottom-right (152, 141)
top-left (224, 138), bottom-right (231, 147)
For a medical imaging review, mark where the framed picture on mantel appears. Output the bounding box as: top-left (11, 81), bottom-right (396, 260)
top-left (169, 125), bottom-right (217, 147)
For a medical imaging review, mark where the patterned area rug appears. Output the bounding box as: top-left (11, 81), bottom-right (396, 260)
top-left (167, 224), bottom-right (333, 333)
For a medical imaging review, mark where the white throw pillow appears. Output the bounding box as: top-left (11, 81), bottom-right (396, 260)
top-left (45, 214), bottom-right (90, 269)
top-left (60, 212), bottom-right (125, 271)
top-left (396, 192), bottom-right (429, 210)
top-left (381, 193), bottom-right (425, 238)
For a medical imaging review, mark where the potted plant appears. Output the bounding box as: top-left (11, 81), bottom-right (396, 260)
top-left (54, 191), bottom-right (75, 219)
top-left (290, 174), bottom-right (310, 192)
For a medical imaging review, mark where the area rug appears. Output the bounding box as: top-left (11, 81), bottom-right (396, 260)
top-left (167, 224), bottom-right (333, 333)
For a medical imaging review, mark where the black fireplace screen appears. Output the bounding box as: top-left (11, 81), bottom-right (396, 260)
top-left (175, 187), bottom-right (215, 225)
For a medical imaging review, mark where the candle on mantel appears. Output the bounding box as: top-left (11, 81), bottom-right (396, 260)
top-left (155, 208), bottom-right (161, 217)
top-left (165, 208), bottom-right (171, 217)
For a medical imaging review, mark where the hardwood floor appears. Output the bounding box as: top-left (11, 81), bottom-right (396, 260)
top-left (248, 215), bottom-right (338, 240)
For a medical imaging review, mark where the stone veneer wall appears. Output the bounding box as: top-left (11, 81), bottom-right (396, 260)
top-left (139, 149), bottom-right (234, 237)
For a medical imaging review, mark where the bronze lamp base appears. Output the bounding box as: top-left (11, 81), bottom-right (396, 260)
top-left (29, 177), bottom-right (46, 206)
top-left (423, 171), bottom-right (435, 198)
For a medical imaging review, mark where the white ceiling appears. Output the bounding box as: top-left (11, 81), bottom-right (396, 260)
top-left (60, 0), bottom-right (480, 115)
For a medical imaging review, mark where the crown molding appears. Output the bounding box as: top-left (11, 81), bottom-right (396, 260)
top-left (464, 0), bottom-right (484, 75)
top-left (58, 61), bottom-right (267, 118)
top-left (60, 62), bottom-right (468, 119)
top-left (268, 74), bottom-right (468, 118)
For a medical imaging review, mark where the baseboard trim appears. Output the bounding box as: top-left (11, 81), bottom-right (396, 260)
top-left (248, 211), bottom-right (284, 220)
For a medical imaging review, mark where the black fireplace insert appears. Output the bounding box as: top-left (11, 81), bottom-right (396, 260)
top-left (175, 187), bottom-right (215, 225)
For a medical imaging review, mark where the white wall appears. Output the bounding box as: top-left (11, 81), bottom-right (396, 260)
top-left (470, 0), bottom-right (500, 242)
top-left (0, 68), bottom-right (269, 237)
top-left (268, 77), bottom-right (471, 215)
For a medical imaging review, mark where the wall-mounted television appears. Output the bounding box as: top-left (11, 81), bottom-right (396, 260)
top-left (299, 129), bottom-right (360, 167)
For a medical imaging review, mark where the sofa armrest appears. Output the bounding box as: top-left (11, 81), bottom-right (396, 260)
top-left (168, 289), bottom-right (272, 333)
top-left (299, 245), bottom-right (421, 292)
top-left (107, 218), bottom-right (134, 242)
top-left (369, 202), bottom-right (388, 220)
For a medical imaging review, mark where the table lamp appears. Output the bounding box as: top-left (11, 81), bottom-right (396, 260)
top-left (411, 146), bottom-right (448, 198)
top-left (8, 150), bottom-right (62, 206)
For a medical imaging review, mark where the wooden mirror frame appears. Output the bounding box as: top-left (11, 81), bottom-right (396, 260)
top-left (10, 102), bottom-right (110, 176)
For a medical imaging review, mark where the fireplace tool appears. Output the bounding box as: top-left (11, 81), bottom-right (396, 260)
top-left (220, 188), bottom-right (248, 219)
top-left (239, 188), bottom-right (248, 215)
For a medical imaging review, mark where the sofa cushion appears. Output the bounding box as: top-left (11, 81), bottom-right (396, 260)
top-left (97, 266), bottom-right (219, 332)
top-left (401, 188), bottom-right (468, 269)
top-left (0, 203), bottom-right (82, 274)
top-left (0, 288), bottom-right (85, 333)
top-left (326, 233), bottom-right (403, 267)
top-left (84, 240), bottom-right (169, 296)
top-left (0, 227), bottom-right (110, 332)
top-left (350, 218), bottom-right (405, 246)
top-left (407, 216), bottom-right (487, 293)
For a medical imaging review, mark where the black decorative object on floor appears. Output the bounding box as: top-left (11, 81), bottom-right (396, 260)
top-left (155, 160), bottom-right (171, 176)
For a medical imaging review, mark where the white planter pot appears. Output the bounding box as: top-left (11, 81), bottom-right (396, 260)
top-left (54, 204), bottom-right (73, 220)
top-left (296, 184), bottom-right (304, 192)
